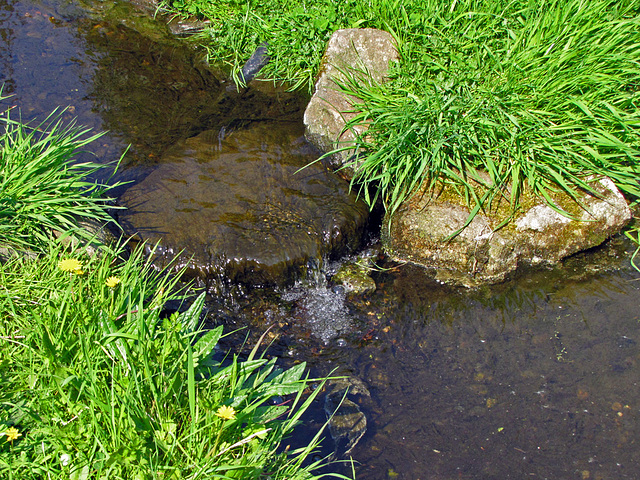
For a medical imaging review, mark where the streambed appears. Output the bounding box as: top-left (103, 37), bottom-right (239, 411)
top-left (2, 0), bottom-right (640, 478)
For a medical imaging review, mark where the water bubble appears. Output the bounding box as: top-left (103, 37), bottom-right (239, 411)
top-left (332, 285), bottom-right (346, 294)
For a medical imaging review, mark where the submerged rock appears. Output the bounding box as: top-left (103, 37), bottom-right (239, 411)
top-left (303, 28), bottom-right (399, 178)
top-left (331, 248), bottom-right (379, 295)
top-left (324, 377), bottom-right (369, 457)
top-left (118, 122), bottom-right (369, 286)
top-left (383, 177), bottom-right (632, 287)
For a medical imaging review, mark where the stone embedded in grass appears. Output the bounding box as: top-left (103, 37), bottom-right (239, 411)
top-left (166, 17), bottom-right (212, 37)
top-left (303, 28), bottom-right (399, 179)
top-left (53, 216), bottom-right (120, 258)
top-left (383, 177), bottom-right (632, 287)
top-left (118, 122), bottom-right (369, 287)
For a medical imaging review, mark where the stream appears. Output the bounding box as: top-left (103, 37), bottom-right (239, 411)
top-left (2, 0), bottom-right (640, 478)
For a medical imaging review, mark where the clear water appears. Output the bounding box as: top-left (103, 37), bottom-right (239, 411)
top-left (2, 1), bottom-right (640, 478)
top-left (223, 238), bottom-right (640, 479)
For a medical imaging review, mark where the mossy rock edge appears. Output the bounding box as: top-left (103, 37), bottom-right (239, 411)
top-left (383, 176), bottom-right (632, 287)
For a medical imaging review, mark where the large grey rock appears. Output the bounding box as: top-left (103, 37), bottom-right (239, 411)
top-left (303, 29), bottom-right (399, 178)
top-left (383, 177), bottom-right (632, 287)
top-left (118, 122), bottom-right (369, 287)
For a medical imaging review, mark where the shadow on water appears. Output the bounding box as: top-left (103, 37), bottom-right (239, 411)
top-left (2, 0), bottom-right (640, 479)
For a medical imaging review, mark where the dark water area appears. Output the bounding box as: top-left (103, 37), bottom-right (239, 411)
top-left (349, 267), bottom-right (640, 480)
top-left (0, 0), bottom-right (306, 188)
top-left (225, 237), bottom-right (640, 480)
top-left (2, 0), bottom-right (640, 479)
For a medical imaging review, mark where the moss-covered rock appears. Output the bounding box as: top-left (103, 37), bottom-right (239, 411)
top-left (383, 177), bottom-right (632, 287)
top-left (303, 28), bottom-right (399, 179)
top-left (332, 262), bottom-right (376, 295)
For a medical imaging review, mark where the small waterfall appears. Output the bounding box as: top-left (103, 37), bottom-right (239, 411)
top-left (280, 257), bottom-right (354, 345)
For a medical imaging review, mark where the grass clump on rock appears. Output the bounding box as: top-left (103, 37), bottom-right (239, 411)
top-left (341, 0), bottom-right (640, 224)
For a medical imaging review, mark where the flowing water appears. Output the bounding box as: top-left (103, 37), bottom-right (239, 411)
top-left (2, 0), bottom-right (640, 478)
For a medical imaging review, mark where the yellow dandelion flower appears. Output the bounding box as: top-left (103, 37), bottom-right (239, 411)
top-left (58, 258), bottom-right (83, 275)
top-left (3, 427), bottom-right (21, 442)
top-left (215, 405), bottom-right (236, 420)
top-left (105, 276), bottom-right (121, 288)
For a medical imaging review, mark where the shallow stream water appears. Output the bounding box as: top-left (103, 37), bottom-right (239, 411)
top-left (2, 1), bottom-right (640, 478)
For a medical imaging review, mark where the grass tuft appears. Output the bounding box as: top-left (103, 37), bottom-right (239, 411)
top-left (0, 104), bottom-right (123, 253)
top-left (0, 242), bottom-right (346, 479)
top-left (337, 0), bottom-right (640, 220)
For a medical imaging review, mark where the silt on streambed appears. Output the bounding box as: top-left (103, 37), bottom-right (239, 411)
top-left (1, 0), bottom-right (640, 477)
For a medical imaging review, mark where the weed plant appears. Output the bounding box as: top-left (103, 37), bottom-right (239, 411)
top-left (0, 105), bottom-right (121, 253)
top-left (0, 242), bottom-right (343, 479)
top-left (626, 220), bottom-right (640, 271)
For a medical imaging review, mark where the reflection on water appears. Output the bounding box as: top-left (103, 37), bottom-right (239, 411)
top-left (0, 0), bottom-right (306, 186)
top-left (2, 0), bottom-right (640, 479)
top-left (0, 0), bottom-right (17, 93)
top-left (85, 19), bottom-right (308, 170)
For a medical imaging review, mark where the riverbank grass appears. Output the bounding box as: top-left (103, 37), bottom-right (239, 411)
top-left (339, 0), bottom-right (640, 222)
top-left (1, 242), bottom-right (341, 479)
top-left (0, 106), bottom-right (122, 252)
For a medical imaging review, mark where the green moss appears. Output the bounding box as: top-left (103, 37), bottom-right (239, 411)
top-left (333, 262), bottom-right (376, 294)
